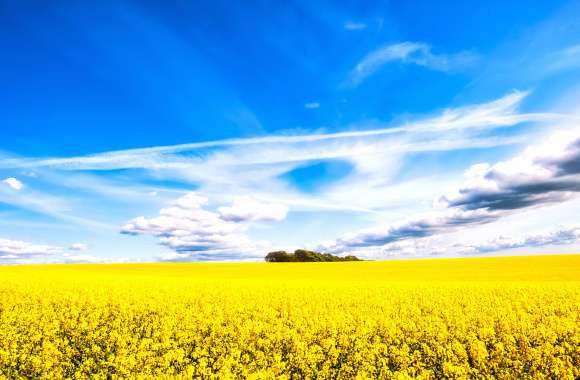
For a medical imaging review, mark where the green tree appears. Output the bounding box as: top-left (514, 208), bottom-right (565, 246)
top-left (265, 250), bottom-right (361, 262)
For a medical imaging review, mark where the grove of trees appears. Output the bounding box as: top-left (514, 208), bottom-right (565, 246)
top-left (265, 249), bottom-right (361, 262)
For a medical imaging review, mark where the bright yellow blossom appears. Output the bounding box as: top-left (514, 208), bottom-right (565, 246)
top-left (0, 255), bottom-right (578, 379)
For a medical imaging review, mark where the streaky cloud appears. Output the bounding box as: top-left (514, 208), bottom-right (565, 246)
top-left (0, 91), bottom-right (559, 172)
top-left (347, 42), bottom-right (478, 86)
top-left (344, 21), bottom-right (367, 30)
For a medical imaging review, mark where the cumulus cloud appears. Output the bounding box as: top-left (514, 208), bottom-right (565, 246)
top-left (348, 42), bottom-right (477, 86)
top-left (218, 196), bottom-right (288, 222)
top-left (322, 130), bottom-right (580, 255)
top-left (438, 130), bottom-right (580, 211)
top-left (121, 193), bottom-right (285, 261)
top-left (2, 177), bottom-right (23, 190)
top-left (0, 238), bottom-right (61, 262)
top-left (304, 102), bottom-right (320, 109)
top-left (456, 225), bottom-right (580, 254)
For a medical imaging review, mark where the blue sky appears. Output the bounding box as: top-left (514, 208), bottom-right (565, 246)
top-left (2, 0), bottom-right (580, 262)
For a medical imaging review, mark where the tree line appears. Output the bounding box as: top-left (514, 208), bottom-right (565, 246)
top-left (265, 249), bottom-right (361, 262)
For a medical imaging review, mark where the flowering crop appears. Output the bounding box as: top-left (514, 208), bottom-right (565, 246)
top-left (0, 255), bottom-right (579, 379)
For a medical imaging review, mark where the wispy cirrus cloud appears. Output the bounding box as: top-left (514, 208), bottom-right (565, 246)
top-left (0, 91), bottom-right (555, 172)
top-left (0, 182), bottom-right (114, 231)
top-left (344, 21), bottom-right (367, 30)
top-left (347, 42), bottom-right (478, 86)
top-left (545, 44), bottom-right (580, 73)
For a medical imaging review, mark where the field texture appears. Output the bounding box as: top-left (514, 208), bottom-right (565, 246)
top-left (0, 255), bottom-right (579, 379)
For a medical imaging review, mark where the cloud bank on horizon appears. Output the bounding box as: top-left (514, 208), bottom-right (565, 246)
top-left (1, 0), bottom-right (580, 263)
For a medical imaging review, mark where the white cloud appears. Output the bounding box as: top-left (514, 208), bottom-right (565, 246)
top-left (121, 192), bottom-right (282, 261)
top-left (0, 91), bottom-right (556, 173)
top-left (438, 130), bottom-right (580, 211)
top-left (546, 44), bottom-right (580, 73)
top-left (322, 129), bottom-right (580, 255)
top-left (347, 223), bottom-right (580, 259)
top-left (456, 225), bottom-right (580, 254)
top-left (0, 238), bottom-right (119, 264)
top-left (121, 193), bottom-right (237, 238)
top-left (61, 253), bottom-right (106, 263)
top-left (0, 90), bottom-right (571, 262)
top-left (347, 42), bottom-right (477, 86)
top-left (0, 238), bottom-right (61, 262)
top-left (2, 177), bottom-right (23, 190)
top-left (20, 171), bottom-right (37, 177)
top-left (320, 237), bottom-right (446, 260)
top-left (218, 196), bottom-right (288, 222)
top-left (0, 183), bottom-right (113, 231)
top-left (304, 102), bottom-right (320, 109)
top-left (0, 91), bottom-right (562, 237)
top-left (344, 21), bottom-right (367, 30)
top-left (69, 243), bottom-right (88, 252)
top-left (320, 208), bottom-right (498, 253)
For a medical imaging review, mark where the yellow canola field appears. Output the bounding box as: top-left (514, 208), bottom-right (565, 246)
top-left (0, 255), bottom-right (579, 379)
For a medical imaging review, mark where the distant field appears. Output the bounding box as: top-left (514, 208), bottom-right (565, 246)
top-left (0, 255), bottom-right (579, 378)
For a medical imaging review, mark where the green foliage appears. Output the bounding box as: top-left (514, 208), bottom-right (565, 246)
top-left (265, 249), bottom-right (361, 262)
